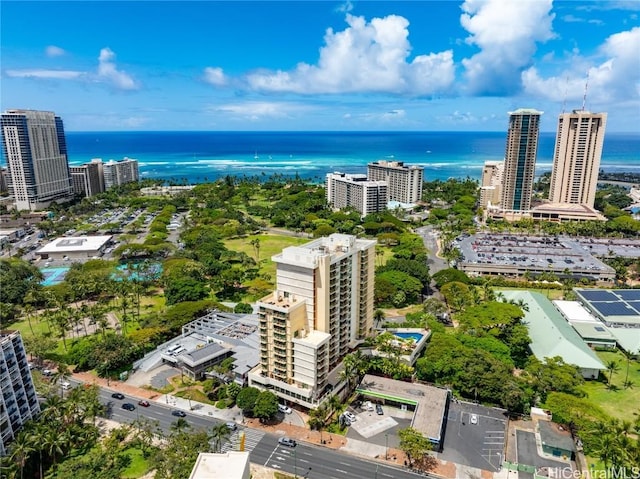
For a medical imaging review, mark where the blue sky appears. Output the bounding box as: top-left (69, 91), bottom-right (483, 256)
top-left (2, 1), bottom-right (639, 132)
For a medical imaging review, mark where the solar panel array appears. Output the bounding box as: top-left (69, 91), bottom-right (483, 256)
top-left (577, 289), bottom-right (640, 320)
top-left (616, 290), bottom-right (640, 301)
top-left (590, 301), bottom-right (638, 317)
top-left (579, 290), bottom-right (618, 302)
top-left (628, 301), bottom-right (640, 314)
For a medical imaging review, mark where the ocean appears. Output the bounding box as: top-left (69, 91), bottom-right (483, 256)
top-left (64, 131), bottom-right (640, 184)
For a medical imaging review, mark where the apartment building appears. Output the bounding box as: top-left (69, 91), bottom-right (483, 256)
top-left (549, 110), bottom-right (607, 209)
top-left (326, 172), bottom-right (387, 217)
top-left (103, 157), bottom-right (139, 189)
top-left (249, 234), bottom-right (376, 408)
top-left (500, 108), bottom-right (543, 211)
top-left (367, 160), bottom-right (424, 204)
top-left (1, 109), bottom-right (74, 211)
top-left (0, 331), bottom-right (40, 456)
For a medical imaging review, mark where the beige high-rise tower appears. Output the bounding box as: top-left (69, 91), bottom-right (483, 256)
top-left (249, 234), bottom-right (376, 408)
top-left (549, 110), bottom-right (607, 208)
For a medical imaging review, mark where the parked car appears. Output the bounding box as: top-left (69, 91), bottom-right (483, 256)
top-left (363, 401), bottom-right (374, 411)
top-left (470, 414), bottom-right (478, 425)
top-left (376, 404), bottom-right (384, 415)
top-left (111, 392), bottom-right (125, 400)
top-left (171, 410), bottom-right (187, 418)
top-left (122, 403), bottom-right (136, 411)
top-left (61, 381), bottom-right (71, 390)
top-left (138, 400), bottom-right (150, 407)
top-left (278, 404), bottom-right (292, 414)
top-left (343, 411), bottom-right (357, 423)
top-left (278, 437), bottom-right (297, 447)
top-left (226, 422), bottom-right (238, 431)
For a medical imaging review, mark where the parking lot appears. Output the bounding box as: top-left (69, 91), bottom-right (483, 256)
top-left (516, 430), bottom-right (570, 479)
top-left (439, 401), bottom-right (508, 472)
top-left (345, 403), bottom-right (412, 449)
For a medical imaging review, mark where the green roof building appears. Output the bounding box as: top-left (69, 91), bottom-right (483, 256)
top-left (499, 290), bottom-right (605, 378)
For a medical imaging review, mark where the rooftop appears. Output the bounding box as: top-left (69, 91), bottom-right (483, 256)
top-left (538, 420), bottom-right (575, 452)
top-left (356, 374), bottom-right (448, 443)
top-left (188, 452), bottom-right (250, 479)
top-left (293, 330), bottom-right (331, 347)
top-left (37, 235), bottom-right (112, 253)
top-left (499, 290), bottom-right (605, 372)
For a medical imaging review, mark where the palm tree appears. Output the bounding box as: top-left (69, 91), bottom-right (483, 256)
top-left (10, 431), bottom-right (34, 479)
top-left (52, 363), bottom-right (71, 397)
top-left (170, 417), bottom-right (190, 434)
top-left (373, 309), bottom-right (385, 329)
top-left (209, 423), bottom-right (231, 453)
top-left (606, 359), bottom-right (621, 388)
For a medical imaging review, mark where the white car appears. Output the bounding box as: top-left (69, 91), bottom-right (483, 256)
top-left (470, 414), bottom-right (478, 425)
top-left (343, 411), bottom-right (357, 423)
top-left (278, 404), bottom-right (292, 414)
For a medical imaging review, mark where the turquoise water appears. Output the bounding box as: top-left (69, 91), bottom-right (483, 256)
top-left (393, 332), bottom-right (424, 342)
top-left (41, 267), bottom-right (70, 286)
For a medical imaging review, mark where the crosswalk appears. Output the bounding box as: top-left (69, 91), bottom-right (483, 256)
top-left (220, 428), bottom-right (265, 453)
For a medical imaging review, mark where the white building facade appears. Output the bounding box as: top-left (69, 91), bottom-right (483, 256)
top-left (367, 160), bottom-right (424, 204)
top-left (326, 172), bottom-right (387, 217)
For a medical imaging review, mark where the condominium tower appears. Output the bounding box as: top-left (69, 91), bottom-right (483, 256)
top-left (249, 234), bottom-right (376, 408)
top-left (548, 110), bottom-right (607, 208)
top-left (70, 159), bottom-right (105, 198)
top-left (1, 331), bottom-right (41, 456)
top-left (500, 109), bottom-right (543, 211)
top-left (1, 109), bottom-right (74, 211)
top-left (103, 157), bottom-right (139, 189)
top-left (479, 160), bottom-right (504, 209)
top-left (367, 160), bottom-right (424, 204)
top-left (326, 172), bottom-right (387, 217)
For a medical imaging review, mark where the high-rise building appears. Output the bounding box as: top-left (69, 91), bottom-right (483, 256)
top-left (367, 160), bottom-right (424, 204)
top-left (70, 160), bottom-right (105, 198)
top-left (1, 109), bottom-right (74, 211)
top-left (326, 172), bottom-right (387, 217)
top-left (103, 157), bottom-right (139, 189)
top-left (548, 110), bottom-right (607, 208)
top-left (500, 108), bottom-right (543, 211)
top-left (0, 167), bottom-right (7, 193)
top-left (479, 160), bottom-right (504, 209)
top-left (0, 331), bottom-right (41, 456)
top-left (249, 234), bottom-right (376, 408)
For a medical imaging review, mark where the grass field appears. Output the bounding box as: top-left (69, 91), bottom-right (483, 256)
top-left (121, 447), bottom-right (152, 478)
top-left (224, 232), bottom-right (309, 278)
top-left (581, 350), bottom-right (640, 422)
top-left (496, 287), bottom-right (565, 300)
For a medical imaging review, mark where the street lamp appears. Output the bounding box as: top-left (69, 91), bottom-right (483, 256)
top-left (385, 433), bottom-right (389, 460)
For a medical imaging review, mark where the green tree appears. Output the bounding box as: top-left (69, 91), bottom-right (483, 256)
top-left (253, 390), bottom-right (278, 423)
top-left (236, 387), bottom-right (260, 416)
top-left (398, 427), bottom-right (433, 471)
top-left (209, 423), bottom-right (231, 453)
top-left (606, 359), bottom-right (621, 388)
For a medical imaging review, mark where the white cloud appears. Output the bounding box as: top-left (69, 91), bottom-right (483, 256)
top-left (245, 13), bottom-right (454, 96)
top-left (96, 47), bottom-right (138, 90)
top-left (6, 69), bottom-right (83, 80)
top-left (209, 101), bottom-right (309, 121)
top-left (522, 27), bottom-right (640, 105)
top-left (203, 67), bottom-right (227, 86)
top-left (460, 0), bottom-right (555, 95)
top-left (45, 45), bottom-right (66, 57)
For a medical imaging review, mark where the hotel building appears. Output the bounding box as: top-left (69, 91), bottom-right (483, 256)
top-left (249, 234), bottom-right (376, 408)
top-left (479, 160), bottom-right (504, 209)
top-left (549, 110), bottom-right (607, 209)
top-left (70, 159), bottom-right (105, 198)
top-left (326, 172), bottom-right (387, 217)
top-left (103, 157), bottom-right (139, 189)
top-left (500, 108), bottom-right (543, 212)
top-left (367, 160), bottom-right (424, 204)
top-left (1, 331), bottom-right (40, 456)
top-left (1, 109), bottom-right (74, 211)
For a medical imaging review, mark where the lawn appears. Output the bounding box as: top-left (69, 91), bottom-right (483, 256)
top-left (497, 287), bottom-right (565, 300)
top-left (121, 447), bottom-right (152, 478)
top-left (224, 232), bottom-right (309, 280)
top-left (581, 350), bottom-right (640, 422)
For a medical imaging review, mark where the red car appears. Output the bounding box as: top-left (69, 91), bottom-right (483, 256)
top-left (138, 400), bottom-right (150, 407)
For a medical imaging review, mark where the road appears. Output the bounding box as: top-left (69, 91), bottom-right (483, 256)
top-left (78, 381), bottom-right (433, 479)
top-left (416, 225), bottom-right (448, 275)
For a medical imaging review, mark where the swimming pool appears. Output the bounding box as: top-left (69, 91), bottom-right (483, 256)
top-left (393, 332), bottom-right (424, 342)
top-left (40, 267), bottom-right (70, 286)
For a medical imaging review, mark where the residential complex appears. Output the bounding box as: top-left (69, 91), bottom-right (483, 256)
top-left (249, 233), bottom-right (376, 408)
top-left (500, 108), bottom-right (543, 212)
top-left (1, 109), bottom-right (74, 211)
top-left (103, 157), bottom-right (139, 189)
top-left (0, 331), bottom-right (41, 456)
top-left (367, 160), bottom-right (423, 204)
top-left (326, 172), bottom-right (387, 217)
top-left (549, 110), bottom-right (607, 208)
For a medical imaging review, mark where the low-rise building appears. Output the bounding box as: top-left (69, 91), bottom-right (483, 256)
top-left (189, 452), bottom-right (250, 479)
top-left (37, 235), bottom-right (112, 261)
